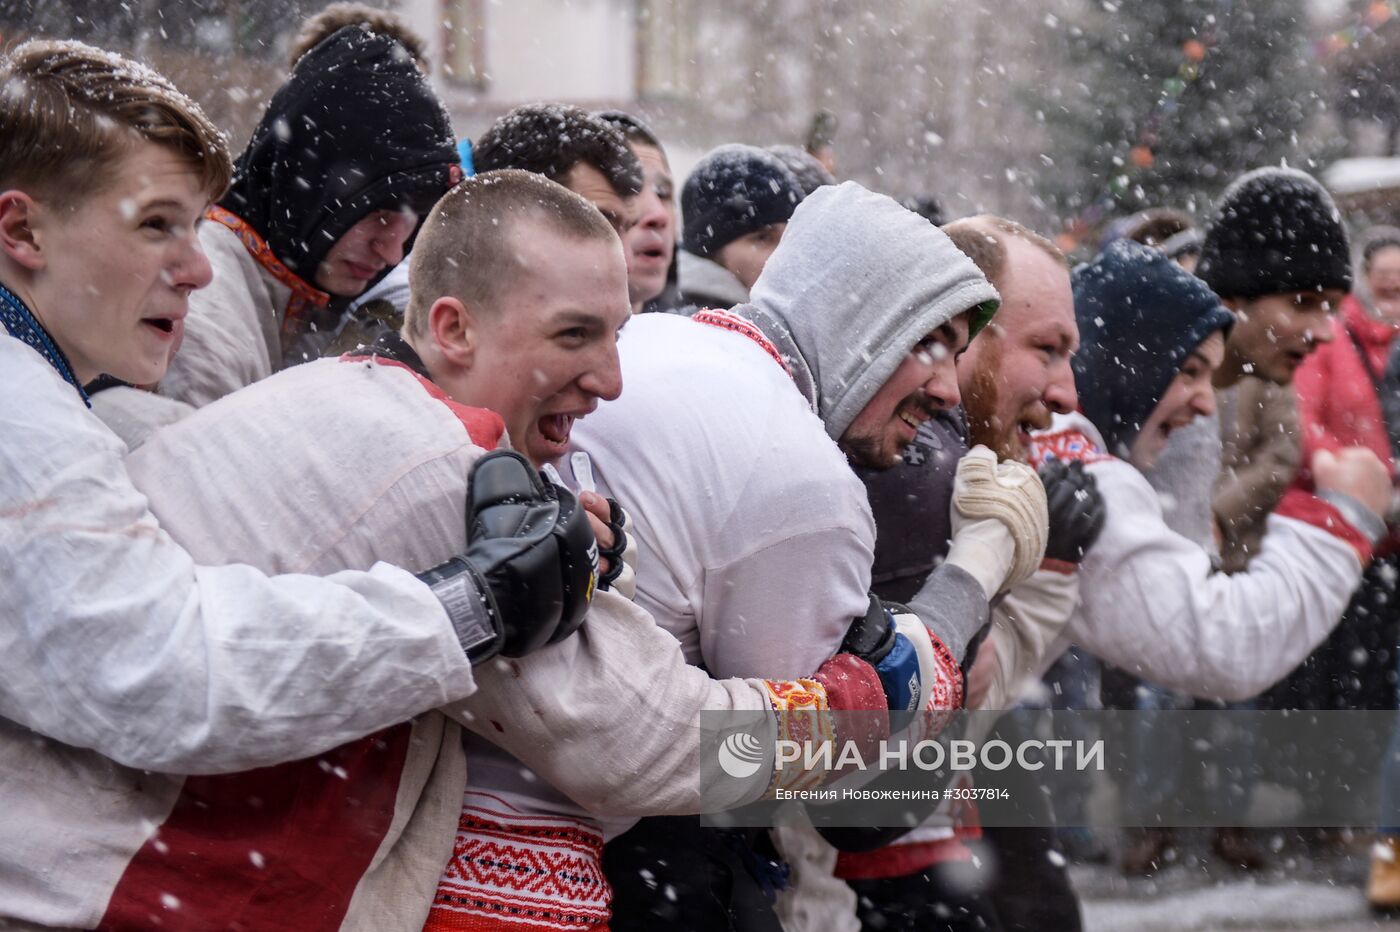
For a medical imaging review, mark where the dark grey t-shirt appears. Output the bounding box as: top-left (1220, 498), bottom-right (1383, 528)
top-left (857, 408), bottom-right (968, 603)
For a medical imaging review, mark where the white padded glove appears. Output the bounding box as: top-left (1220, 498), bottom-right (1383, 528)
top-left (950, 445), bottom-right (1048, 592)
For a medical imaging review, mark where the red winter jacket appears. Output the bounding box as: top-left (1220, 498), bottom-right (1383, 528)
top-left (1293, 294), bottom-right (1400, 552)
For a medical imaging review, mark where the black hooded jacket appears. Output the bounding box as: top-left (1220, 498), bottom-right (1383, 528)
top-left (1072, 239), bottom-right (1235, 456)
top-left (219, 25), bottom-right (458, 285)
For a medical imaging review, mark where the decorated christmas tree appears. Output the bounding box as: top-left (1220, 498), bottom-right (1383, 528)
top-left (1036, 0), bottom-right (1323, 234)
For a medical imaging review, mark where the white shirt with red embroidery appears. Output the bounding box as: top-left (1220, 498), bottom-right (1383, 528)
top-left (1029, 411), bottom-right (1369, 701)
top-left (571, 312), bottom-right (879, 681)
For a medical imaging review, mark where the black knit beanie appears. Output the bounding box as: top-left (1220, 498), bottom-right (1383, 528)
top-left (1196, 167), bottom-right (1352, 300)
top-left (682, 145), bottom-right (803, 258)
top-left (765, 144), bottom-right (835, 196)
top-left (1072, 239), bottom-right (1236, 456)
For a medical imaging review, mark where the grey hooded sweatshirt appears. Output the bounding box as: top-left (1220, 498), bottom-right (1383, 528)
top-left (738, 181), bottom-right (998, 442)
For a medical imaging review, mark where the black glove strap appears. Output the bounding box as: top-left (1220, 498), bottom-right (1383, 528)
top-left (840, 593), bottom-right (897, 662)
top-left (420, 557), bottom-right (503, 663)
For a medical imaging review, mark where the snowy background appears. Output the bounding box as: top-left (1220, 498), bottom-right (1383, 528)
top-left (9, 0), bottom-right (1400, 253)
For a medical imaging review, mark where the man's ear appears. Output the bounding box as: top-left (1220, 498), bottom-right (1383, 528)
top-left (428, 295), bottom-right (476, 368)
top-left (0, 191), bottom-right (44, 272)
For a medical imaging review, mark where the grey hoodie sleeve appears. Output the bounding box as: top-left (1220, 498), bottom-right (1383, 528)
top-left (904, 563), bottom-right (991, 663)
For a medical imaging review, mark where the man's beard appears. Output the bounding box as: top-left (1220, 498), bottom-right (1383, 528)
top-left (841, 432), bottom-right (896, 471)
top-left (962, 345), bottom-right (1049, 463)
top-left (963, 342), bottom-right (1020, 462)
top-left (840, 394), bottom-right (944, 471)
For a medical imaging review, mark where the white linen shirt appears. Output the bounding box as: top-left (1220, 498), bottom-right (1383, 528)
top-left (570, 312), bottom-right (878, 680)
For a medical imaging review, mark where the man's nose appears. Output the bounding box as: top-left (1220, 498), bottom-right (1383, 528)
top-left (923, 360), bottom-right (961, 410)
top-left (373, 214), bottom-right (416, 266)
top-left (639, 192), bottom-right (670, 231)
top-left (581, 347), bottom-right (624, 402)
top-left (171, 229), bottom-right (213, 292)
top-left (1308, 322), bottom-right (1335, 345)
top-left (1193, 385), bottom-right (1217, 418)
top-left (1043, 358), bottom-right (1078, 414)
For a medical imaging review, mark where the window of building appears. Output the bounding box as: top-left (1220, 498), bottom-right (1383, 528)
top-left (443, 0), bottom-right (488, 88)
top-left (635, 0), bottom-right (690, 99)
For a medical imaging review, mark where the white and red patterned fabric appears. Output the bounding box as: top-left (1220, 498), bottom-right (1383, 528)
top-left (424, 793), bottom-right (611, 932)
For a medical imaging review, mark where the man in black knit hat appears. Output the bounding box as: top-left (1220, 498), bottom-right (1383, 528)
top-left (1197, 166), bottom-right (1353, 389)
top-left (152, 24), bottom-right (463, 411)
top-left (678, 144), bottom-right (804, 309)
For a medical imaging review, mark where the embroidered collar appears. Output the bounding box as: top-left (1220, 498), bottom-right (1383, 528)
top-left (690, 308), bottom-right (795, 380)
top-left (0, 281), bottom-right (89, 406)
top-left (204, 205), bottom-right (331, 340)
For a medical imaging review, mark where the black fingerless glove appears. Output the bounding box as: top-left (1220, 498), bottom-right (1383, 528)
top-left (419, 450), bottom-right (599, 663)
top-left (598, 498), bottom-right (630, 591)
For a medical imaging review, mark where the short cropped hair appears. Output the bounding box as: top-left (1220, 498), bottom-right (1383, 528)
top-left (405, 169), bottom-right (619, 337)
top-left (596, 109), bottom-right (664, 152)
top-left (288, 3), bottom-right (429, 70)
top-left (0, 39), bottom-right (232, 207)
top-left (1362, 228), bottom-right (1400, 273)
top-left (1116, 207), bottom-right (1194, 248)
top-left (943, 215), bottom-right (1066, 291)
top-left (473, 104), bottom-right (643, 197)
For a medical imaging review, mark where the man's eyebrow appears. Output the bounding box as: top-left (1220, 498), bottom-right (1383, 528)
top-left (135, 198), bottom-right (191, 213)
top-left (1029, 324), bottom-right (1074, 350)
top-left (940, 321), bottom-right (969, 351)
top-left (551, 310), bottom-right (608, 329)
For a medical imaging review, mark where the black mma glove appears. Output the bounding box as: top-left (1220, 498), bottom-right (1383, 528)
top-left (418, 450), bottom-right (599, 663)
top-left (1039, 458), bottom-right (1107, 564)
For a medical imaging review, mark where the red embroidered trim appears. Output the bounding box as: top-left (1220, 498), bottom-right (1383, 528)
top-left (924, 628), bottom-right (966, 712)
top-left (1027, 427), bottom-right (1113, 469)
top-left (425, 806), bottom-right (610, 931)
top-left (204, 205), bottom-right (330, 340)
top-left (692, 308), bottom-right (794, 379)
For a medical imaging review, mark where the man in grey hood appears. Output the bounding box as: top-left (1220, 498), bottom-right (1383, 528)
top-left (568, 181), bottom-right (1047, 927)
